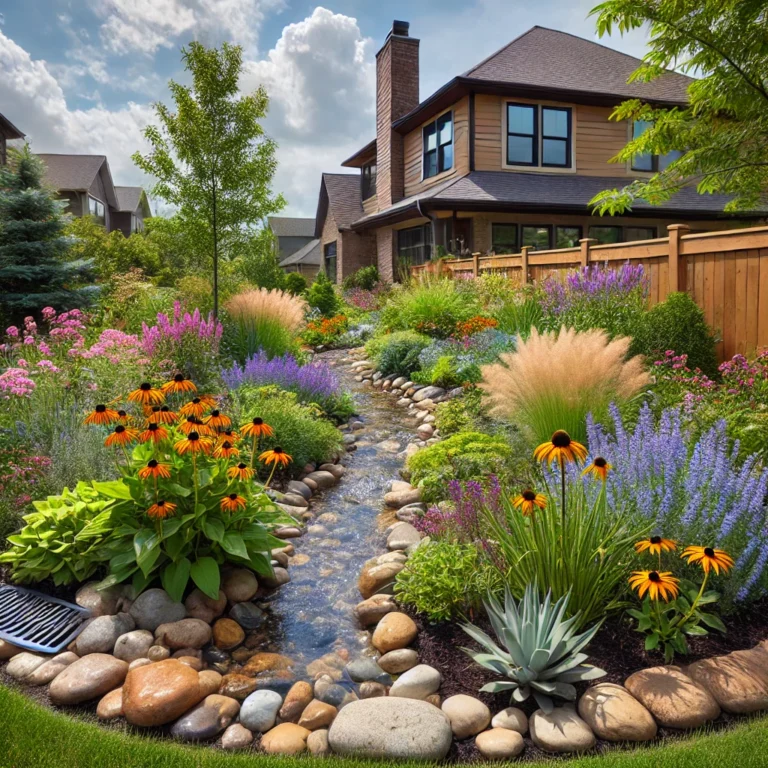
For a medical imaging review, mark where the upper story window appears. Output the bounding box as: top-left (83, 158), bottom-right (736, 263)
top-left (88, 196), bottom-right (106, 226)
top-left (361, 162), bottom-right (377, 200)
top-left (506, 104), bottom-right (572, 169)
top-left (423, 112), bottom-right (453, 179)
top-left (631, 121), bottom-right (684, 172)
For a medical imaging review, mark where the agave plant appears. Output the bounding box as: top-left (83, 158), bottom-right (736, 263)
top-left (461, 583), bottom-right (606, 713)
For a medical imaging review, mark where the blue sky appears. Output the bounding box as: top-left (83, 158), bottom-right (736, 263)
top-left (0, 1), bottom-right (650, 217)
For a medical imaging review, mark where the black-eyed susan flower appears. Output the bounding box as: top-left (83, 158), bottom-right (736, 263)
top-left (205, 409), bottom-right (232, 430)
top-left (116, 409), bottom-right (132, 424)
top-left (174, 431), bottom-right (213, 456)
top-left (180, 395), bottom-right (217, 418)
top-left (179, 416), bottom-right (206, 435)
top-left (583, 456), bottom-right (612, 481)
top-left (227, 462), bottom-right (254, 481)
top-left (534, 430), bottom-right (588, 466)
top-left (635, 536), bottom-right (677, 557)
top-left (127, 382), bottom-right (164, 406)
top-left (145, 405), bottom-right (178, 425)
top-left (162, 374), bottom-right (197, 394)
top-left (139, 422), bottom-right (169, 444)
top-left (104, 424), bottom-right (140, 448)
top-left (84, 403), bottom-right (120, 426)
top-left (512, 489), bottom-right (547, 517)
top-left (629, 570), bottom-right (680, 602)
top-left (240, 417), bottom-right (274, 439)
top-left (681, 546), bottom-right (734, 575)
top-left (146, 500), bottom-right (177, 519)
top-left (138, 459), bottom-right (172, 480)
top-left (259, 447), bottom-right (292, 468)
top-left (213, 440), bottom-right (239, 460)
top-left (221, 493), bottom-right (247, 513)
top-left (217, 428), bottom-right (240, 445)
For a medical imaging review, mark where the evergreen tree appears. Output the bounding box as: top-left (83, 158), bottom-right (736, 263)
top-left (0, 148), bottom-right (94, 323)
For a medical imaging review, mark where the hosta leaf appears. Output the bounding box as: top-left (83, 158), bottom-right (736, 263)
top-left (698, 612), bottom-right (726, 633)
top-left (203, 519), bottom-right (225, 543)
top-left (190, 556), bottom-right (220, 600)
top-left (92, 480), bottom-right (132, 500)
top-left (221, 532), bottom-right (249, 561)
top-left (162, 557), bottom-right (191, 603)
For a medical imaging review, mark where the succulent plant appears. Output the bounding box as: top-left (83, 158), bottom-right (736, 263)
top-left (461, 583), bottom-right (606, 712)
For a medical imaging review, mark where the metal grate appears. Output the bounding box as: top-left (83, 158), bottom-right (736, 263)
top-left (0, 586), bottom-right (91, 653)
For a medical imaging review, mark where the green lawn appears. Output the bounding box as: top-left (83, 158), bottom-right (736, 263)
top-left (2, 683), bottom-right (768, 768)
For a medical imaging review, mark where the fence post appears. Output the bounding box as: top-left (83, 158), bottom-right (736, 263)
top-left (579, 238), bottom-right (597, 269)
top-left (667, 224), bottom-right (690, 295)
top-left (472, 252), bottom-right (480, 278)
top-left (520, 246), bottom-right (531, 285)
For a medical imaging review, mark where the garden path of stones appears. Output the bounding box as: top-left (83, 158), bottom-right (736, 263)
top-left (4, 348), bottom-right (768, 761)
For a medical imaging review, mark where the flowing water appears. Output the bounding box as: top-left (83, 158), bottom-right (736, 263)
top-left (257, 351), bottom-right (411, 666)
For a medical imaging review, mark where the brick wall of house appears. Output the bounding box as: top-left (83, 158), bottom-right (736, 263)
top-left (320, 207), bottom-right (341, 282)
top-left (376, 227), bottom-right (395, 283)
top-left (340, 231), bottom-right (377, 280)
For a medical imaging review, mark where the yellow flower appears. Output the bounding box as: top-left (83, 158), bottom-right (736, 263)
top-left (104, 425), bottom-right (140, 448)
top-left (145, 405), bottom-right (178, 425)
top-left (139, 422), bottom-right (169, 444)
top-left (635, 536), bottom-right (677, 557)
top-left (681, 546), bottom-right (734, 575)
top-left (138, 459), bottom-right (171, 480)
top-left (628, 570), bottom-right (680, 602)
top-left (180, 395), bottom-right (216, 419)
top-left (146, 500), bottom-right (177, 519)
top-left (213, 440), bottom-right (239, 460)
top-left (534, 430), bottom-right (588, 466)
top-left (512, 489), bottom-right (547, 517)
top-left (161, 374), bottom-right (197, 394)
top-left (582, 456), bottom-right (612, 481)
top-left (227, 463), bottom-right (254, 482)
top-left (240, 417), bottom-right (275, 439)
top-left (204, 409), bottom-right (232, 430)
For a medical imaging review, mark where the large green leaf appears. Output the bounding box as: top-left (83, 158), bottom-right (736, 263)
top-left (92, 480), bottom-right (133, 500)
top-left (162, 557), bottom-right (192, 602)
top-left (203, 519), bottom-right (225, 544)
top-left (191, 556), bottom-right (220, 599)
top-left (221, 532), bottom-right (249, 560)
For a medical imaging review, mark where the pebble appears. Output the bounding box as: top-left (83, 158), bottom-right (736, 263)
top-left (229, 602), bottom-right (265, 630)
top-left (529, 706), bottom-right (596, 753)
top-left (491, 706), bottom-right (528, 734)
top-left (475, 728), bottom-right (525, 759)
top-left (240, 689), bottom-right (284, 732)
top-left (371, 612), bottom-right (417, 653)
top-left (74, 613), bottom-right (135, 656)
top-left (242, 652), bottom-right (295, 676)
top-left (378, 648), bottom-right (418, 675)
top-left (315, 683), bottom-right (349, 707)
top-left (155, 619), bottom-right (212, 650)
top-left (304, 471), bottom-right (337, 489)
top-left (221, 723), bottom-right (254, 750)
top-left (260, 723), bottom-right (311, 755)
top-left (213, 618), bottom-right (245, 650)
top-left (184, 589), bottom-right (227, 623)
top-left (359, 681), bottom-right (388, 699)
top-left (279, 680), bottom-right (314, 722)
top-left (129, 589), bottom-right (185, 632)
top-left (113, 630), bottom-right (154, 663)
top-left (307, 728), bottom-right (331, 756)
top-left (355, 594), bottom-right (397, 626)
top-left (219, 673), bottom-right (258, 700)
top-left (287, 480), bottom-right (312, 499)
top-left (49, 653), bottom-right (128, 706)
top-left (6, 652), bottom-right (47, 681)
top-left (358, 557), bottom-right (406, 599)
top-left (298, 699), bottom-right (338, 730)
top-left (386, 522), bottom-right (421, 551)
top-left (97, 687), bottom-right (124, 720)
top-left (412, 386), bottom-right (445, 402)
top-left (171, 694), bottom-right (240, 742)
top-left (389, 664), bottom-right (442, 700)
top-left (345, 657), bottom-right (391, 684)
top-left (0, 639), bottom-right (22, 660)
top-left (148, 645), bottom-right (171, 662)
top-left (222, 569), bottom-right (259, 602)
top-left (128, 658), bottom-right (152, 671)
top-left (441, 694), bottom-right (491, 739)
top-left (383, 487), bottom-right (422, 509)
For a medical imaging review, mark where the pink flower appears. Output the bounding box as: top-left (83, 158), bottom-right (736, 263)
top-left (41, 307), bottom-right (56, 320)
top-left (23, 336), bottom-right (35, 345)
top-left (37, 341), bottom-right (51, 355)
top-left (16, 358), bottom-right (28, 367)
top-left (5, 326), bottom-right (19, 338)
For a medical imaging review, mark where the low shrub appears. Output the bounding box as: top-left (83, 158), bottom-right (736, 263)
top-left (176, 275), bottom-right (215, 315)
top-left (0, 441), bottom-right (51, 543)
top-left (306, 272), bottom-right (340, 317)
top-left (366, 331), bottom-right (431, 377)
top-left (434, 388), bottom-right (486, 436)
top-left (342, 265), bottom-right (379, 291)
top-left (283, 273), bottom-right (307, 296)
top-left (301, 314), bottom-right (349, 348)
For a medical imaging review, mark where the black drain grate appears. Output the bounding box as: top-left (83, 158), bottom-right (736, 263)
top-left (0, 586), bottom-right (91, 653)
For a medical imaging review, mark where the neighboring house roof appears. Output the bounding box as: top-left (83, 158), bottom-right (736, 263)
top-left (0, 113), bottom-right (25, 140)
top-left (37, 154), bottom-right (119, 209)
top-left (115, 185), bottom-right (151, 217)
top-left (268, 216), bottom-right (316, 238)
top-left (314, 173), bottom-right (365, 236)
top-left (279, 238), bottom-right (322, 267)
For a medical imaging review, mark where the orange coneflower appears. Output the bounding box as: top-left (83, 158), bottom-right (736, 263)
top-left (84, 403), bottom-right (120, 426)
top-left (259, 447), bottom-right (292, 468)
top-left (628, 570), bottom-right (680, 602)
top-left (681, 546), bottom-right (734, 575)
top-left (146, 500), bottom-right (177, 519)
top-left (138, 459), bottom-right (172, 480)
top-left (217, 428), bottom-right (240, 445)
top-left (180, 395), bottom-right (217, 419)
top-left (174, 431), bottom-right (213, 456)
top-left (583, 456), bottom-right (612, 482)
top-left (116, 409), bottom-right (133, 424)
top-left (127, 382), bottom-right (165, 406)
top-left (104, 424), bottom-right (140, 448)
top-left (512, 489), bottom-right (547, 517)
top-left (162, 374), bottom-right (197, 395)
top-left (227, 462), bottom-right (255, 482)
top-left (139, 422), bottom-right (169, 444)
top-left (213, 440), bottom-right (239, 460)
top-left (204, 409), bottom-right (232, 430)
top-left (534, 430), bottom-right (588, 466)
top-left (179, 416), bottom-right (214, 436)
top-left (220, 493), bottom-right (247, 513)
top-left (240, 417), bottom-right (274, 439)
top-left (145, 405), bottom-right (178, 425)
top-left (635, 536), bottom-right (677, 557)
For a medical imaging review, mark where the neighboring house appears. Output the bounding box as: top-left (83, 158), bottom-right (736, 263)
top-left (269, 217), bottom-right (316, 260)
top-left (319, 22), bottom-right (758, 283)
top-left (314, 172), bottom-right (376, 282)
top-left (279, 238), bottom-right (322, 278)
top-left (113, 186), bottom-right (153, 236)
top-left (0, 113), bottom-right (24, 165)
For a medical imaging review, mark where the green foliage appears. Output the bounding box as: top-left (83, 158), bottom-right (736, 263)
top-left (235, 229), bottom-right (285, 290)
top-left (492, 294), bottom-right (543, 338)
top-left (0, 147), bottom-right (95, 323)
top-left (461, 583), bottom-right (606, 713)
top-left (590, 0), bottom-right (768, 213)
top-left (434, 388), bottom-right (486, 436)
top-left (176, 275), bottom-right (214, 316)
top-left (144, 215), bottom-right (210, 281)
top-left (630, 292), bottom-right (719, 377)
top-left (394, 540), bottom-right (500, 621)
top-left (342, 265), bottom-right (379, 291)
top-left (407, 431), bottom-right (517, 503)
top-left (306, 271), bottom-right (340, 317)
top-left (412, 355), bottom-right (477, 389)
top-left (368, 331), bottom-right (431, 377)
top-left (284, 272), bottom-right (307, 296)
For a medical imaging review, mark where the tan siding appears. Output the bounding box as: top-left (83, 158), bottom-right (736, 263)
top-left (474, 94), bottom-right (502, 171)
top-left (363, 194), bottom-right (378, 215)
top-left (403, 96), bottom-right (470, 197)
top-left (320, 212), bottom-right (340, 282)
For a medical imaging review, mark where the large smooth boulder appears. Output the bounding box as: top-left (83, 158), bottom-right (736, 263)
top-left (280, 680), bottom-right (314, 722)
top-left (129, 589), bottom-right (185, 632)
top-left (358, 553), bottom-right (406, 599)
top-left (355, 594), bottom-right (398, 626)
top-left (386, 523), bottom-right (421, 551)
top-left (388, 664), bottom-right (442, 700)
top-left (625, 665), bottom-right (720, 729)
top-left (530, 706), bottom-right (596, 753)
top-left (578, 683), bottom-right (657, 742)
top-left (73, 612), bottom-right (134, 656)
top-left (371, 612), bottom-right (417, 653)
top-left (6, 652), bottom-right (46, 681)
top-left (25, 652), bottom-right (78, 686)
top-left (383, 488), bottom-right (422, 509)
top-left (49, 654), bottom-right (128, 705)
top-left (240, 689), bottom-right (283, 732)
top-left (170, 694), bottom-right (240, 742)
top-left (184, 588), bottom-right (227, 623)
top-left (491, 706), bottom-right (528, 734)
top-left (688, 649), bottom-right (768, 714)
top-left (378, 648), bottom-right (418, 675)
top-left (113, 630), bottom-right (154, 663)
top-left (475, 728), bottom-right (525, 760)
top-left (222, 569), bottom-right (258, 602)
top-left (260, 723), bottom-right (311, 755)
top-left (122, 659), bottom-right (207, 726)
top-left (303, 471), bottom-right (337, 490)
top-left (442, 694), bottom-right (491, 739)
top-left (328, 697), bottom-right (452, 760)
top-left (155, 618), bottom-right (212, 650)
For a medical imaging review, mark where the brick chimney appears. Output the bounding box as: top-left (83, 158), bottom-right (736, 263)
top-left (376, 20), bottom-right (419, 207)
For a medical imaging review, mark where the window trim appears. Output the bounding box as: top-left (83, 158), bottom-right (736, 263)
top-left (397, 224), bottom-right (433, 267)
top-left (491, 222), bottom-right (519, 254)
top-left (422, 110), bottom-right (454, 181)
top-left (520, 224), bottom-right (553, 251)
top-left (541, 107), bottom-right (572, 169)
top-left (503, 102), bottom-right (575, 172)
top-left (505, 103), bottom-right (538, 168)
top-left (88, 195), bottom-right (106, 225)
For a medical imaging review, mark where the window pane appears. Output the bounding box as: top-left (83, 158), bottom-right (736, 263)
top-left (439, 143), bottom-right (453, 173)
top-left (522, 226), bottom-right (551, 251)
top-left (492, 224), bottom-right (517, 253)
top-left (508, 135), bottom-right (533, 164)
top-left (437, 113), bottom-right (452, 145)
top-left (543, 108), bottom-right (568, 138)
top-left (508, 105), bottom-right (534, 135)
top-left (542, 138), bottom-right (567, 166)
top-left (659, 150), bottom-right (683, 171)
top-left (624, 227), bottom-right (656, 241)
top-left (424, 150), bottom-right (438, 178)
top-left (632, 153), bottom-right (654, 172)
top-left (589, 226), bottom-right (622, 245)
top-left (555, 226), bottom-right (581, 248)
top-left (633, 120), bottom-right (652, 140)
top-left (424, 123), bottom-right (437, 152)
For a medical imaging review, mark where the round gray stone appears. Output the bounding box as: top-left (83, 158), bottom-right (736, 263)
top-left (129, 589), bottom-right (185, 632)
top-left (240, 689), bottom-right (283, 732)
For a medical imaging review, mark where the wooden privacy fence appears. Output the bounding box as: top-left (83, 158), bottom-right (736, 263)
top-left (411, 224), bottom-right (768, 362)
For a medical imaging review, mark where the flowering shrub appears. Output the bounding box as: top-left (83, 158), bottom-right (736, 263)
top-left (0, 444), bottom-right (51, 538)
top-left (344, 286), bottom-right (385, 311)
top-left (301, 315), bottom-right (349, 347)
top-left (453, 315), bottom-right (498, 338)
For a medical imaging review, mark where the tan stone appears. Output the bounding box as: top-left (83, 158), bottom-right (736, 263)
top-left (441, 694), bottom-right (491, 739)
top-left (625, 666), bottom-right (720, 729)
top-left (221, 723), bottom-right (253, 750)
top-left (354, 594), bottom-right (397, 627)
top-left (0, 639), bottom-right (22, 660)
top-left (260, 722), bottom-right (311, 755)
top-left (177, 655), bottom-right (203, 671)
top-left (307, 728), bottom-right (331, 756)
top-left (198, 670), bottom-right (223, 697)
top-left (357, 560), bottom-right (405, 599)
top-left (371, 612), bottom-right (417, 653)
top-left (49, 654), bottom-right (128, 705)
top-left (184, 589), bottom-right (227, 623)
top-left (298, 699), bottom-right (338, 730)
top-left (578, 683), bottom-right (657, 742)
top-left (155, 619), bottom-right (212, 650)
top-left (378, 648), bottom-right (418, 674)
top-left (688, 649), bottom-right (768, 714)
top-left (279, 681), bottom-right (314, 722)
top-left (212, 618), bottom-right (245, 650)
top-left (491, 707), bottom-right (528, 734)
top-left (222, 569), bottom-right (259, 602)
top-left (97, 688), bottom-right (124, 720)
top-left (475, 728), bottom-right (525, 760)
top-left (243, 652), bottom-right (295, 677)
top-left (219, 673), bottom-right (258, 700)
top-left (25, 652), bottom-right (79, 686)
top-left (530, 706), bottom-right (596, 753)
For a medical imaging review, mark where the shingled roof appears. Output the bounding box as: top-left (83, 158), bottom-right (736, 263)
top-left (115, 186), bottom-right (150, 215)
top-left (279, 238), bottom-right (322, 267)
top-left (268, 216), bottom-right (316, 238)
top-left (315, 173), bottom-right (364, 236)
top-left (37, 154), bottom-right (119, 209)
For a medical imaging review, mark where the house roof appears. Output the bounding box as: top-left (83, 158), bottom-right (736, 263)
top-left (315, 173), bottom-right (364, 236)
top-left (115, 186), bottom-right (151, 216)
top-left (0, 113), bottom-right (24, 140)
top-left (37, 154), bottom-right (119, 209)
top-left (279, 238), bottom-right (322, 267)
top-left (268, 216), bottom-right (316, 238)
top-left (341, 139), bottom-right (377, 168)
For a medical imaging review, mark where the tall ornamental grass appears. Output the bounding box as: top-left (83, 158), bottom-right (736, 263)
top-left (224, 288), bottom-right (306, 362)
top-left (480, 327), bottom-right (649, 445)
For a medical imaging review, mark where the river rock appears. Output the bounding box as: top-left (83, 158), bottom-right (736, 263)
top-left (240, 689), bottom-right (283, 732)
top-left (389, 664), bottom-right (442, 700)
top-left (319, 463), bottom-right (345, 479)
top-left (50, 654), bottom-right (128, 705)
top-left (359, 681), bottom-right (388, 699)
top-left (198, 670), bottom-right (223, 696)
top-left (304, 471), bottom-right (337, 490)
top-left (578, 683), bottom-right (657, 741)
top-left (221, 723), bottom-right (253, 750)
top-left (74, 612), bottom-right (135, 656)
top-left (129, 658), bottom-right (152, 671)
top-left (491, 706), bottom-right (528, 734)
top-left (355, 594), bottom-right (397, 627)
top-left (219, 673), bottom-right (258, 700)
top-left (148, 645), bottom-right (171, 661)
top-left (357, 558), bottom-right (404, 599)
top-left (328, 697), bottom-right (452, 760)
top-left (261, 722), bottom-right (311, 754)
top-left (122, 659), bottom-right (206, 726)
top-left (345, 657), bottom-right (391, 684)
top-left (6, 652), bottom-right (46, 681)
top-left (287, 480), bottom-right (312, 500)
top-left (155, 618), bottom-right (212, 650)
top-left (386, 522), bottom-right (421, 551)
top-left (279, 680), bottom-right (314, 722)
top-left (442, 694), bottom-right (491, 739)
top-left (625, 665), bottom-right (720, 729)
top-left (530, 706), bottom-right (596, 753)
top-left (113, 630), bottom-right (154, 663)
top-left (260, 567), bottom-right (290, 588)
top-left (129, 589), bottom-right (185, 632)
top-left (383, 488), bottom-right (422, 509)
top-left (97, 687), bottom-right (124, 720)
top-left (412, 386), bottom-right (445, 403)
top-left (243, 652), bottom-right (295, 676)
top-left (222, 569), bottom-right (258, 602)
top-left (184, 589), bottom-right (227, 623)
top-left (75, 582), bottom-right (125, 617)
top-left (475, 728), bottom-right (525, 759)
top-left (688, 649), bottom-right (768, 714)
top-left (229, 602), bottom-right (265, 630)
top-left (282, 493), bottom-right (309, 508)
top-left (307, 728), bottom-right (331, 756)
top-left (372, 612), bottom-right (417, 653)
top-left (298, 699), bottom-right (337, 730)
top-left (212, 618), bottom-right (245, 650)
top-left (25, 651), bottom-right (78, 685)
top-left (416, 424), bottom-right (434, 440)
top-left (171, 694), bottom-right (240, 741)
top-left (0, 639), bottom-right (22, 660)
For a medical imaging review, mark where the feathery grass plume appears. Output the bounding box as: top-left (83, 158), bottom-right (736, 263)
top-left (224, 287), bottom-right (307, 362)
top-left (480, 327), bottom-right (650, 444)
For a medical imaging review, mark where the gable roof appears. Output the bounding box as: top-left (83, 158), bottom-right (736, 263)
top-left (279, 238), bottom-right (322, 267)
top-left (268, 216), bottom-right (316, 238)
top-left (37, 154), bottom-right (119, 209)
top-left (115, 186), bottom-right (151, 216)
top-left (314, 173), bottom-right (364, 236)
top-left (0, 113), bottom-right (24, 140)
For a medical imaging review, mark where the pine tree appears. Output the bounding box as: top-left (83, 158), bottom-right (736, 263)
top-left (0, 147), bottom-right (94, 323)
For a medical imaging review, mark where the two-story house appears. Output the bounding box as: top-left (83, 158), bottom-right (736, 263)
top-left (0, 112), bottom-right (25, 166)
top-left (317, 23), bottom-right (756, 283)
top-left (268, 216), bottom-right (323, 277)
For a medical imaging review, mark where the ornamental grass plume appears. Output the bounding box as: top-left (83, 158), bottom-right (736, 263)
top-left (480, 327), bottom-right (650, 445)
